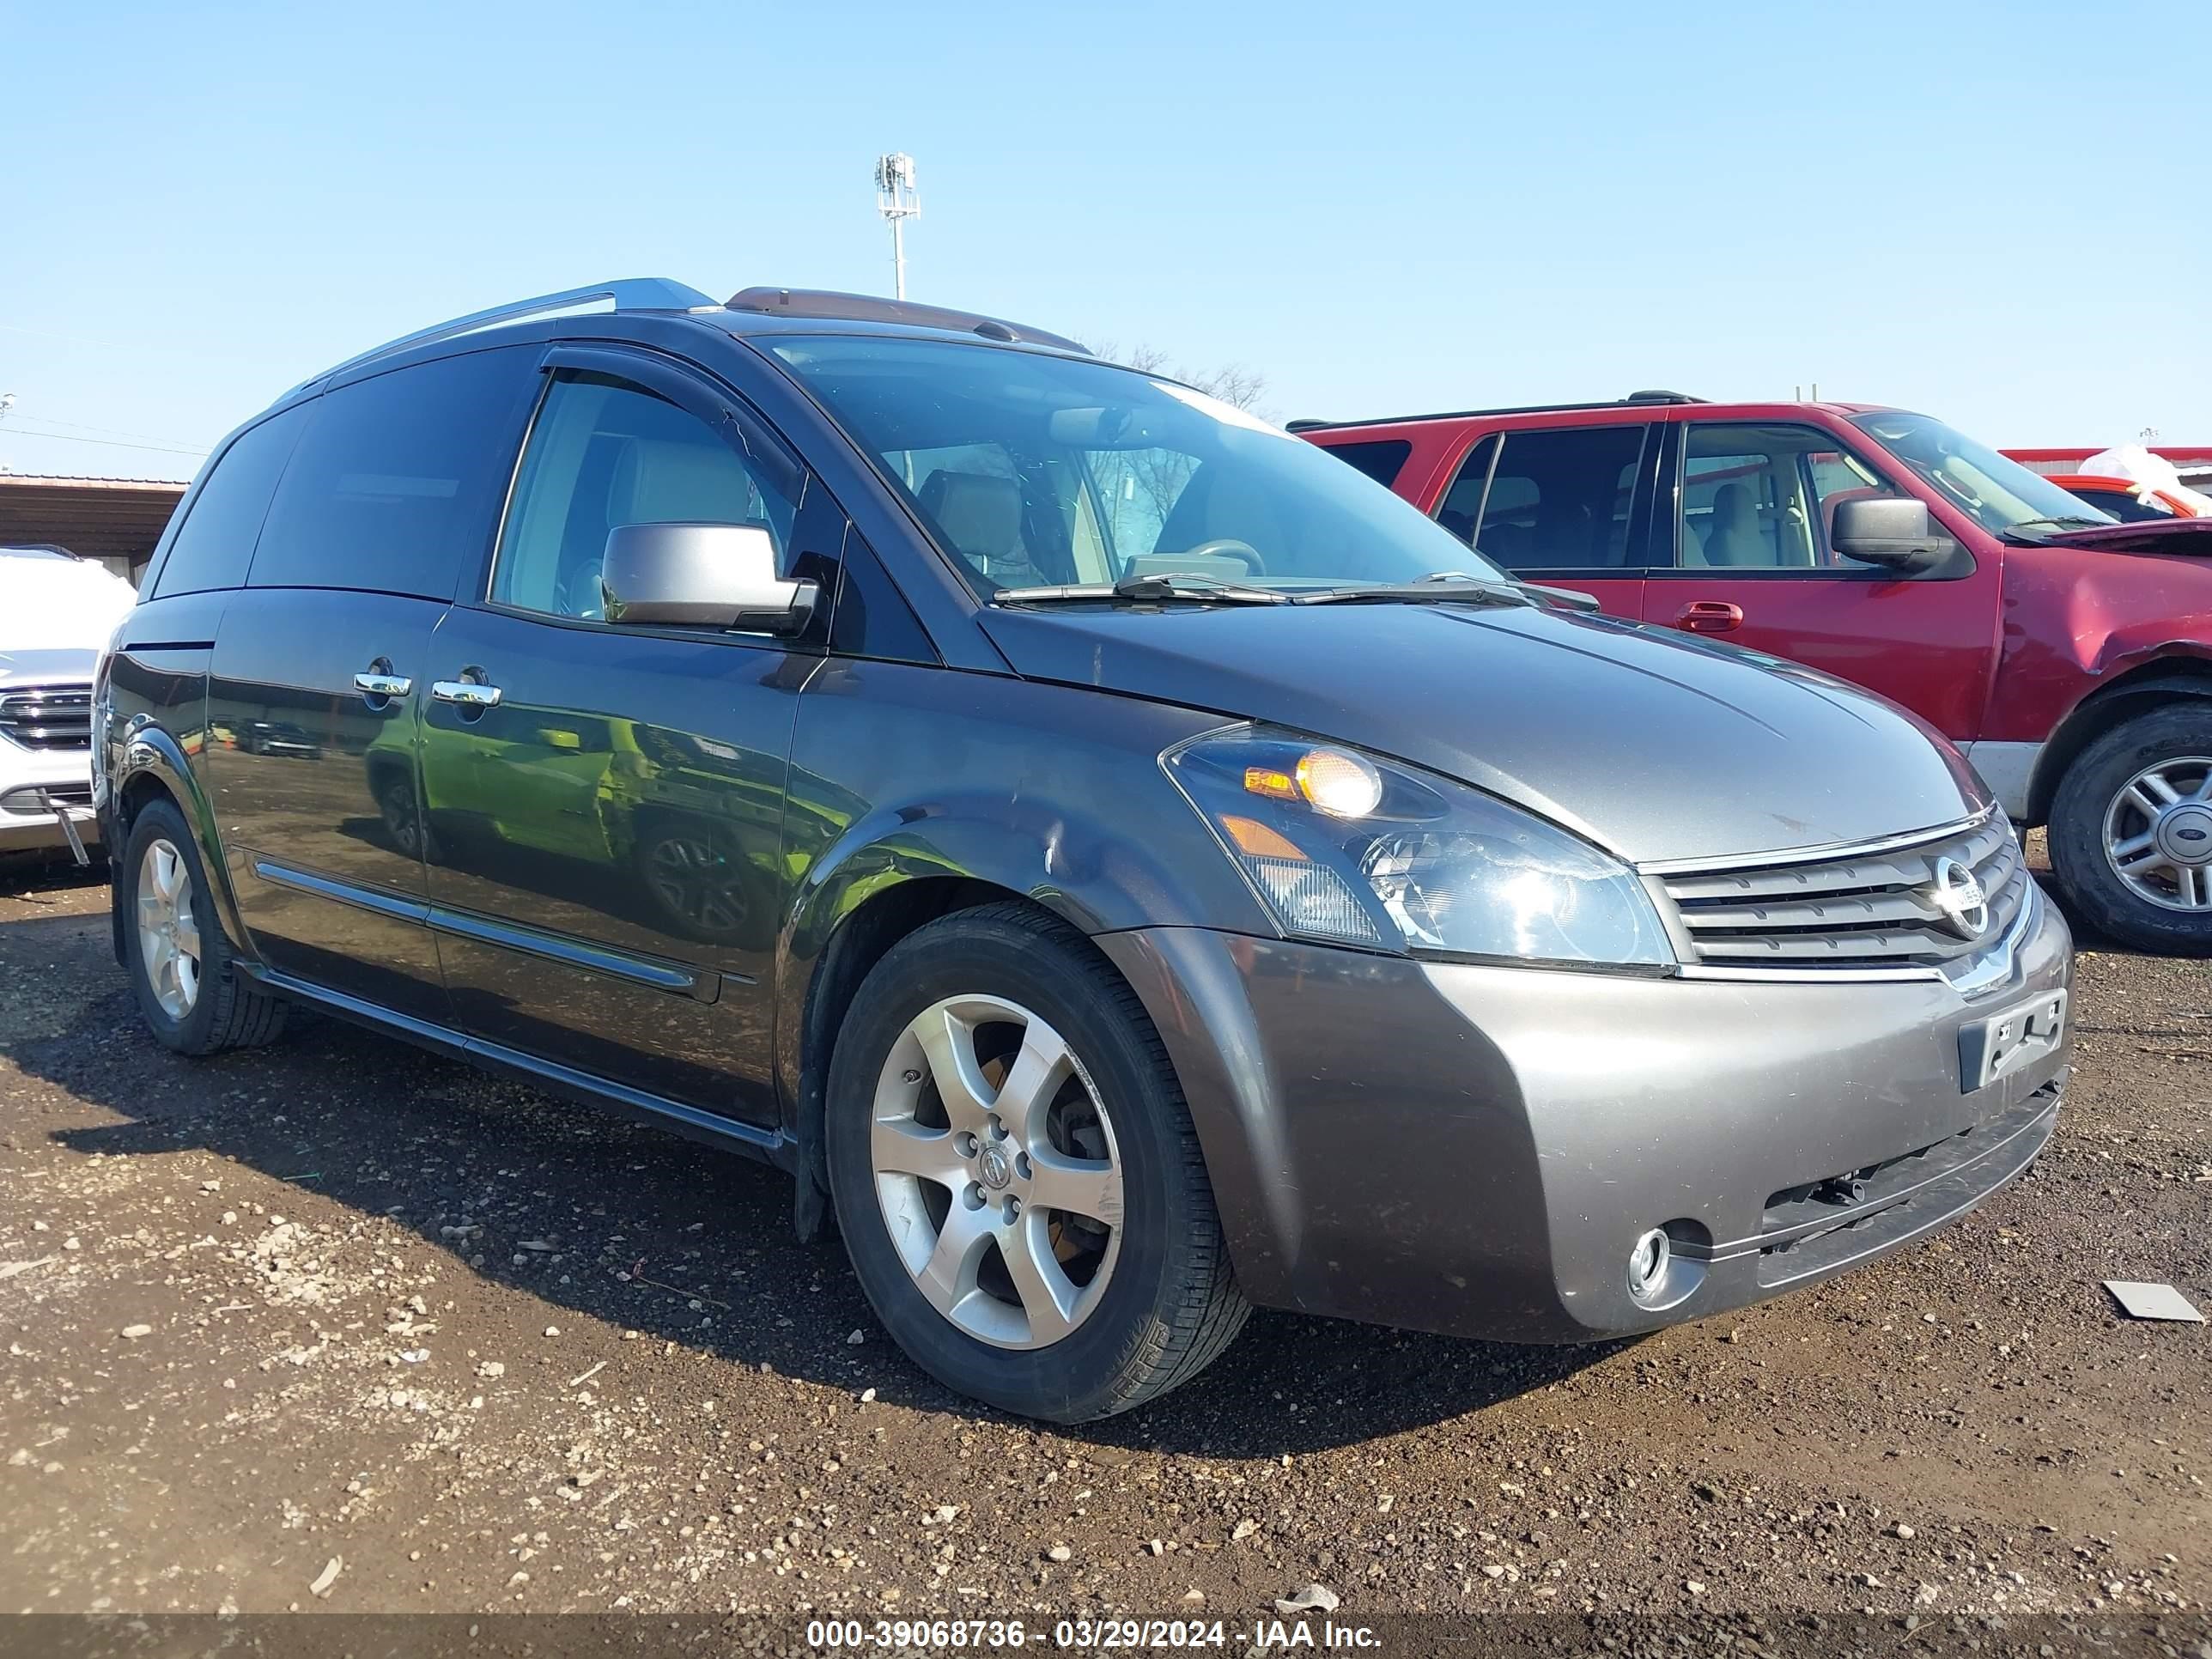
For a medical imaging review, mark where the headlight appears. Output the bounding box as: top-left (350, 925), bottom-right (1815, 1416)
top-left (1164, 726), bottom-right (1674, 969)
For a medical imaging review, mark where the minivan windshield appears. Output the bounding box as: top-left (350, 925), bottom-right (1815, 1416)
top-left (769, 336), bottom-right (1504, 598)
top-left (1848, 410), bottom-right (2115, 536)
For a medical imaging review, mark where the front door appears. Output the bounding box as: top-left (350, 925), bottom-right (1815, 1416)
top-left (1638, 420), bottom-right (2001, 742)
top-left (420, 349), bottom-right (830, 1124)
top-left (1434, 422), bottom-right (1657, 621)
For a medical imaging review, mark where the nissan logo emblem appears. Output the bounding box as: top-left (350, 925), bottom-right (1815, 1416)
top-left (1926, 856), bottom-right (1990, 940)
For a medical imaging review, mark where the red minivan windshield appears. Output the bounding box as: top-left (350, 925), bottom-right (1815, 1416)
top-left (1849, 411), bottom-right (2116, 537)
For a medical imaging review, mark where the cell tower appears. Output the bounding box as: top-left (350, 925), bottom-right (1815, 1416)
top-left (874, 153), bottom-right (920, 300)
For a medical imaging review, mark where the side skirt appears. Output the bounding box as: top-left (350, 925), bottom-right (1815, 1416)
top-left (240, 963), bottom-right (795, 1173)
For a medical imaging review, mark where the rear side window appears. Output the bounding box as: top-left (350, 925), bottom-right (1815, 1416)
top-left (1436, 435), bottom-right (1499, 543)
top-left (151, 404), bottom-right (311, 597)
top-left (1321, 439), bottom-right (1413, 488)
top-left (1442, 425), bottom-right (1648, 571)
top-left (249, 348), bottom-right (531, 599)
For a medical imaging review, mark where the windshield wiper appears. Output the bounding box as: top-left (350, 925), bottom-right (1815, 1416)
top-left (992, 571), bottom-right (1291, 606)
top-left (1291, 573), bottom-right (1538, 609)
top-left (993, 569), bottom-right (1599, 611)
top-left (2000, 516), bottom-right (2112, 545)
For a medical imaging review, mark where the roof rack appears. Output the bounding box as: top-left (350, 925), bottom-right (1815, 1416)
top-left (1286, 390), bottom-right (1707, 433)
top-left (726, 287), bottom-right (1091, 356)
top-left (314, 277), bottom-right (721, 384)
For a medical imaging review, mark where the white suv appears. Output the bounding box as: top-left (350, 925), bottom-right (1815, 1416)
top-left (1, 545), bottom-right (137, 863)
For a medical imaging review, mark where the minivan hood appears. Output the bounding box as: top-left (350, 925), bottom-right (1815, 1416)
top-left (980, 601), bottom-right (1984, 866)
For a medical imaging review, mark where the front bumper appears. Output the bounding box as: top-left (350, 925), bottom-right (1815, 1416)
top-left (1097, 884), bottom-right (2071, 1344)
top-left (0, 766), bottom-right (102, 857)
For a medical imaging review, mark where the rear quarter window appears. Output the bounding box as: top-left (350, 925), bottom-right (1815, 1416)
top-left (248, 347), bottom-right (533, 599)
top-left (150, 404), bottom-right (312, 597)
top-left (1319, 439), bottom-right (1413, 488)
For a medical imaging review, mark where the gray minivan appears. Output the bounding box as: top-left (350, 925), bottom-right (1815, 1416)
top-left (95, 281), bottom-right (2072, 1421)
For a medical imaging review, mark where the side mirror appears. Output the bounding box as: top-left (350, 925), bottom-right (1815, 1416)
top-left (599, 522), bottom-right (817, 634)
top-left (1832, 496), bottom-right (1948, 573)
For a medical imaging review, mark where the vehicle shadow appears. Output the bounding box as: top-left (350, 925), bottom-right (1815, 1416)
top-left (13, 965), bottom-right (1612, 1455)
top-left (0, 855), bottom-right (110, 902)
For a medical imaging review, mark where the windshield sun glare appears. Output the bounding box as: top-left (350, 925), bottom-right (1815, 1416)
top-left (769, 336), bottom-right (1500, 598)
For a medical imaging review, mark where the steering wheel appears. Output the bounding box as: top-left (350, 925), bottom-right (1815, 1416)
top-left (553, 563), bottom-right (605, 622)
top-left (1169, 538), bottom-right (1268, 576)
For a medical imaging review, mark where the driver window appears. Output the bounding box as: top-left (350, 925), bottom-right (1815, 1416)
top-left (1678, 423), bottom-right (1908, 572)
top-left (493, 371), bottom-right (798, 621)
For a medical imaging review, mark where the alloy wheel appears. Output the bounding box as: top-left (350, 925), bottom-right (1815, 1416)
top-left (2103, 756), bottom-right (2212, 911)
top-left (869, 994), bottom-right (1123, 1350)
top-left (137, 838), bottom-right (203, 1019)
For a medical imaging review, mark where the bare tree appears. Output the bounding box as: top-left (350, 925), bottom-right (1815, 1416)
top-left (1084, 341), bottom-right (1269, 415)
top-left (1180, 362), bottom-right (1267, 414)
top-left (1074, 343), bottom-right (1275, 549)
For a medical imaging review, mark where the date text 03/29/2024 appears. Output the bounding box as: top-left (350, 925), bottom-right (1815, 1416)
top-left (803, 1617), bottom-right (1383, 1649)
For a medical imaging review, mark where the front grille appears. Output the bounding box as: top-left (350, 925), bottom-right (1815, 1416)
top-left (1663, 813), bottom-right (2029, 973)
top-left (0, 684), bottom-right (94, 751)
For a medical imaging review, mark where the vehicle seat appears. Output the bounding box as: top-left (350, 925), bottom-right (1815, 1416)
top-left (920, 470), bottom-right (1029, 582)
top-left (1533, 498), bottom-right (1610, 568)
top-left (1703, 483), bottom-right (1768, 567)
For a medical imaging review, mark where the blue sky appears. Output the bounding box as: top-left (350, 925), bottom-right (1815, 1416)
top-left (4, 0), bottom-right (2206, 483)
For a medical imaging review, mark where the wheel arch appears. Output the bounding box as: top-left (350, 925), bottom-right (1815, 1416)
top-left (108, 726), bottom-right (252, 967)
top-left (362, 744), bottom-right (415, 793)
top-left (766, 722), bottom-right (1276, 1236)
top-left (2029, 659), bottom-right (2212, 826)
top-left (778, 866), bottom-right (1066, 1238)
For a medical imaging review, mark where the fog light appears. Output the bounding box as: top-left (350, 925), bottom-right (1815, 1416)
top-left (1626, 1228), bottom-right (1672, 1306)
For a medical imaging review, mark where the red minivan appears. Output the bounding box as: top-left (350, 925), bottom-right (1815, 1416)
top-left (1300, 395), bottom-right (2212, 952)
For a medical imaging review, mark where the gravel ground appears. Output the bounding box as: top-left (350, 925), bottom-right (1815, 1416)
top-left (1, 848), bottom-right (2206, 1646)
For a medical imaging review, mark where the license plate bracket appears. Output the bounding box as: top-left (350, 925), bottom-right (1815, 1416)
top-left (1959, 989), bottom-right (2066, 1093)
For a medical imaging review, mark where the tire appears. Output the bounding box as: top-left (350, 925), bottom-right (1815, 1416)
top-left (2049, 703), bottom-right (2212, 954)
top-left (119, 799), bottom-right (288, 1056)
top-left (823, 902), bottom-right (1249, 1421)
top-left (376, 772), bottom-right (425, 860)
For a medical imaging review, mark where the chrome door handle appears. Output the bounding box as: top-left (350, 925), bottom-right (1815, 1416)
top-left (353, 671), bottom-right (413, 699)
top-left (430, 679), bottom-right (502, 709)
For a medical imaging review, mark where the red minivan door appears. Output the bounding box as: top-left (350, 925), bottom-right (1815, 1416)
top-left (1426, 421), bottom-right (1660, 623)
top-left (1638, 416), bottom-right (1999, 743)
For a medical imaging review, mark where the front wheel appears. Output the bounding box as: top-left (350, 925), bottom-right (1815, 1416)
top-left (823, 903), bottom-right (1249, 1421)
top-left (2050, 703), bottom-right (2212, 953)
top-left (120, 799), bottom-right (289, 1054)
